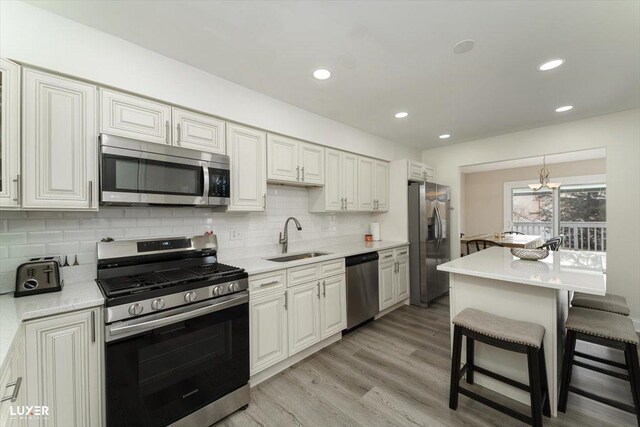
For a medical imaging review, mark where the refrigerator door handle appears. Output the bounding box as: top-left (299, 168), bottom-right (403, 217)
top-left (434, 205), bottom-right (442, 250)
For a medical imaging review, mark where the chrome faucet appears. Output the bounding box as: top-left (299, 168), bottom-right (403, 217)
top-left (279, 217), bottom-right (302, 253)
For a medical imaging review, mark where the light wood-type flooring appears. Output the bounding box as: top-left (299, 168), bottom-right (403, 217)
top-left (221, 297), bottom-right (638, 426)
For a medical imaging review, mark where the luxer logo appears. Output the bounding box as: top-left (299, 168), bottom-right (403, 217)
top-left (10, 405), bottom-right (50, 418)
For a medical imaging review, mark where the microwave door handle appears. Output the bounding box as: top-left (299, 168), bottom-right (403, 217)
top-left (107, 292), bottom-right (248, 339)
top-left (202, 164), bottom-right (210, 205)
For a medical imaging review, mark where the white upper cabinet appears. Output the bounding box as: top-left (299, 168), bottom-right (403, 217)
top-left (23, 68), bottom-right (98, 210)
top-left (322, 148), bottom-right (343, 211)
top-left (100, 88), bottom-right (171, 145)
top-left (267, 134), bottom-right (324, 185)
top-left (0, 59), bottom-right (21, 209)
top-left (226, 123), bottom-right (267, 211)
top-left (309, 149), bottom-right (359, 212)
top-left (374, 160), bottom-right (389, 211)
top-left (343, 152), bottom-right (359, 211)
top-left (172, 107), bottom-right (225, 154)
top-left (358, 156), bottom-right (375, 211)
top-left (408, 160), bottom-right (436, 183)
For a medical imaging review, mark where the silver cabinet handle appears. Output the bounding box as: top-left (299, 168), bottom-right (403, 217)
top-left (12, 175), bottom-right (20, 203)
top-left (344, 198), bottom-right (347, 209)
top-left (1, 377), bottom-right (22, 403)
top-left (296, 166), bottom-right (300, 181)
top-left (340, 197), bottom-right (344, 210)
top-left (383, 254), bottom-right (393, 259)
top-left (398, 251), bottom-right (407, 256)
top-left (317, 282), bottom-right (320, 299)
top-left (322, 280), bottom-right (326, 297)
top-left (259, 280), bottom-right (280, 287)
top-left (91, 310), bottom-right (96, 343)
top-left (176, 123), bottom-right (181, 144)
top-left (263, 193), bottom-right (267, 210)
top-left (284, 292), bottom-right (288, 310)
top-left (165, 120), bottom-right (170, 144)
top-left (301, 166), bottom-right (305, 182)
top-left (89, 180), bottom-right (93, 207)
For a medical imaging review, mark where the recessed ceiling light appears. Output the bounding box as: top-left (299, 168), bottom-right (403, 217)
top-left (313, 69), bottom-right (332, 80)
top-left (555, 105), bottom-right (573, 112)
top-left (538, 58), bottom-right (565, 71)
top-left (453, 39), bottom-right (475, 54)
top-left (439, 134), bottom-right (451, 139)
top-left (394, 112), bottom-right (409, 119)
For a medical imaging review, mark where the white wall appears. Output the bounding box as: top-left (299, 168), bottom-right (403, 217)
top-left (423, 109), bottom-right (640, 318)
top-left (0, 1), bottom-right (420, 162)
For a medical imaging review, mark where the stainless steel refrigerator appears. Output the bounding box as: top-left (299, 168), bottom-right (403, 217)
top-left (408, 181), bottom-right (451, 307)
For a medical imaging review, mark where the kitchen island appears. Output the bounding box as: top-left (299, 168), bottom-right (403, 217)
top-left (437, 247), bottom-right (606, 417)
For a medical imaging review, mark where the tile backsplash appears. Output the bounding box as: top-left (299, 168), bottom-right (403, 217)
top-left (0, 185), bottom-right (375, 292)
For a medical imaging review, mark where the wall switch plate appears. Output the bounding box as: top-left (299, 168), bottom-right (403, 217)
top-left (230, 230), bottom-right (242, 241)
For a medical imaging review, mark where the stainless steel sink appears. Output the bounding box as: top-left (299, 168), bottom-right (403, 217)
top-left (266, 251), bottom-right (332, 262)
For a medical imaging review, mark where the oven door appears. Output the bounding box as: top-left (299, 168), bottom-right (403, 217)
top-left (105, 293), bottom-right (249, 427)
top-left (101, 145), bottom-right (209, 206)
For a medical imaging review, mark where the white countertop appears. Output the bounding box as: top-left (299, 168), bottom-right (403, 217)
top-left (437, 247), bottom-right (606, 295)
top-left (0, 280), bottom-right (104, 372)
top-left (225, 240), bottom-right (409, 275)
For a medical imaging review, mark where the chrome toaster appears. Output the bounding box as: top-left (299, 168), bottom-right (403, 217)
top-left (15, 257), bottom-right (64, 297)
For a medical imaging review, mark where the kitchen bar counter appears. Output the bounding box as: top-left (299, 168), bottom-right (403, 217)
top-left (223, 240), bottom-right (409, 275)
top-left (0, 280), bottom-right (104, 372)
top-left (438, 247), bottom-right (606, 416)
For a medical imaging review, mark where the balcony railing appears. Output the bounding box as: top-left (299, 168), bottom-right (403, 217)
top-left (512, 222), bottom-right (607, 252)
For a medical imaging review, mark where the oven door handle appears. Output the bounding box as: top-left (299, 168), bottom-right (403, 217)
top-left (107, 292), bottom-right (248, 340)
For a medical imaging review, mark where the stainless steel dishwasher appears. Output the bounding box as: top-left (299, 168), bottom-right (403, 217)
top-left (345, 252), bottom-right (379, 329)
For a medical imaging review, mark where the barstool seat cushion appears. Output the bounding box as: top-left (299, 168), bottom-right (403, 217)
top-left (452, 308), bottom-right (545, 348)
top-left (571, 292), bottom-right (630, 316)
top-left (565, 307), bottom-right (638, 344)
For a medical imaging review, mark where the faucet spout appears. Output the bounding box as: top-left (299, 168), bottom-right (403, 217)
top-left (279, 217), bottom-right (302, 254)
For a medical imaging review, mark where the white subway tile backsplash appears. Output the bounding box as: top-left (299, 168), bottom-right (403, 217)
top-left (0, 232), bottom-right (27, 245)
top-left (46, 242), bottom-right (80, 255)
top-left (45, 219), bottom-right (80, 230)
top-left (9, 244), bottom-right (46, 259)
top-left (28, 231), bottom-right (63, 244)
top-left (9, 219), bottom-right (45, 232)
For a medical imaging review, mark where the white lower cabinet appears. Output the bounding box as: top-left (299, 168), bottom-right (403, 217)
top-left (378, 246), bottom-right (410, 311)
top-left (250, 292), bottom-right (288, 375)
top-left (320, 274), bottom-right (347, 338)
top-left (287, 281), bottom-right (322, 355)
top-left (0, 335), bottom-right (25, 427)
top-left (24, 307), bottom-right (103, 427)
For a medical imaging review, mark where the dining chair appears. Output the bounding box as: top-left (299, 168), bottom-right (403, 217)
top-left (465, 239), bottom-right (503, 256)
top-left (538, 235), bottom-right (564, 251)
top-left (503, 231), bottom-right (524, 235)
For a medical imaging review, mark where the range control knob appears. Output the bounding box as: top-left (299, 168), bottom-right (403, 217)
top-left (151, 299), bottom-right (165, 311)
top-left (184, 291), bottom-right (197, 303)
top-left (128, 303), bottom-right (143, 316)
top-left (227, 283), bottom-right (235, 293)
top-left (212, 286), bottom-right (222, 296)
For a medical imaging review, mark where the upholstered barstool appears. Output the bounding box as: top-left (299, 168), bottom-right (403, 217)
top-left (571, 292), bottom-right (630, 316)
top-left (449, 308), bottom-right (551, 426)
top-left (558, 307), bottom-right (640, 425)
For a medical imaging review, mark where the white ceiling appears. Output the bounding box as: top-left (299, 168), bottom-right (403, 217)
top-left (25, 0), bottom-right (640, 149)
top-left (460, 148), bottom-right (607, 173)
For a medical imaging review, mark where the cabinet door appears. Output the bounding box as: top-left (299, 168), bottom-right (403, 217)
top-left (227, 123), bottom-right (267, 211)
top-left (287, 281), bottom-right (321, 356)
top-left (425, 165), bottom-right (436, 183)
top-left (172, 108), bottom-right (225, 154)
top-left (324, 149), bottom-right (342, 211)
top-left (0, 59), bottom-right (21, 209)
top-left (358, 156), bottom-right (375, 211)
top-left (379, 261), bottom-right (396, 311)
top-left (395, 258), bottom-right (410, 302)
top-left (250, 292), bottom-right (288, 375)
top-left (267, 134), bottom-right (298, 183)
top-left (25, 308), bottom-right (102, 427)
top-left (374, 161), bottom-right (389, 211)
top-left (100, 88), bottom-right (171, 145)
top-left (23, 69), bottom-right (98, 210)
top-left (408, 160), bottom-right (425, 182)
top-left (321, 275), bottom-right (347, 338)
top-left (342, 152), bottom-right (359, 211)
top-left (299, 142), bottom-right (324, 185)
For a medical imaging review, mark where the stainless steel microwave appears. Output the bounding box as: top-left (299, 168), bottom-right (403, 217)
top-left (99, 134), bottom-right (230, 207)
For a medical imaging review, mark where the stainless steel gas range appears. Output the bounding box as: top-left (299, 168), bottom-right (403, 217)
top-left (96, 235), bottom-right (249, 427)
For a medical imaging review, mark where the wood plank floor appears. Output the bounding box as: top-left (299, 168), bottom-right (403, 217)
top-left (220, 297), bottom-right (639, 426)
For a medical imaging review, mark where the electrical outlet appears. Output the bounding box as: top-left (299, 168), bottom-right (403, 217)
top-left (230, 230), bottom-right (242, 241)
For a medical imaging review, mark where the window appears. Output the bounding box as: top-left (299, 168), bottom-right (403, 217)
top-left (504, 175), bottom-right (606, 251)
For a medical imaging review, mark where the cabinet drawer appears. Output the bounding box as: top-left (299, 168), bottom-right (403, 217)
top-left (395, 247), bottom-right (409, 260)
top-left (288, 264), bottom-right (320, 286)
top-left (378, 250), bottom-right (394, 262)
top-left (249, 270), bottom-right (286, 295)
top-left (320, 259), bottom-right (345, 277)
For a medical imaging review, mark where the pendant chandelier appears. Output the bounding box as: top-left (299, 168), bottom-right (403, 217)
top-left (528, 156), bottom-right (561, 191)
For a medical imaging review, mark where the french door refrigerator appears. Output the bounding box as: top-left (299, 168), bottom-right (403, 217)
top-left (408, 181), bottom-right (450, 307)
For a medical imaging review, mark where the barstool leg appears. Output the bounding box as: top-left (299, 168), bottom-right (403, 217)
top-left (527, 347), bottom-right (543, 427)
top-left (558, 330), bottom-right (577, 413)
top-left (538, 343), bottom-right (551, 417)
top-left (466, 337), bottom-right (475, 385)
top-left (449, 326), bottom-right (463, 410)
top-left (624, 343), bottom-right (640, 426)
